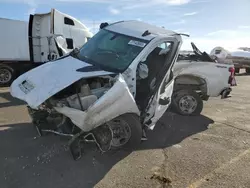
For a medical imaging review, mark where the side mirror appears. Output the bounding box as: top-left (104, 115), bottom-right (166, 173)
top-left (70, 48), bottom-right (80, 56)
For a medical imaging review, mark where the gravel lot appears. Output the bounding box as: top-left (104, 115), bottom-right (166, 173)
top-left (1, 73), bottom-right (250, 188)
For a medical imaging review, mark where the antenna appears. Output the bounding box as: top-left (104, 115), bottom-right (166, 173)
top-left (177, 33), bottom-right (190, 37)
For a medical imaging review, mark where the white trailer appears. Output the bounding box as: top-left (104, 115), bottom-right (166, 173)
top-left (0, 8), bottom-right (93, 86)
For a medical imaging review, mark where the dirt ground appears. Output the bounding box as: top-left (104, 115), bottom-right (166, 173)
top-left (1, 73), bottom-right (250, 188)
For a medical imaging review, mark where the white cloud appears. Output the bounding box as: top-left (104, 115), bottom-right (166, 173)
top-left (0, 0), bottom-right (111, 4)
top-left (56, 0), bottom-right (111, 2)
top-left (206, 30), bottom-right (241, 38)
top-left (238, 25), bottom-right (250, 29)
top-left (1, 0), bottom-right (193, 14)
top-left (167, 0), bottom-right (191, 5)
top-left (183, 11), bottom-right (197, 16)
top-left (190, 0), bottom-right (211, 4)
top-left (81, 18), bottom-right (113, 34)
top-left (109, 7), bottom-right (120, 15)
top-left (121, 0), bottom-right (192, 9)
top-left (5, 0), bottom-right (192, 5)
top-left (182, 29), bottom-right (250, 52)
top-left (58, 0), bottom-right (192, 6)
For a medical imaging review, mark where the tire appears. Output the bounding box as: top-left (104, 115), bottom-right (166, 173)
top-left (246, 68), bottom-right (250, 74)
top-left (0, 65), bottom-right (15, 86)
top-left (109, 113), bottom-right (142, 150)
top-left (172, 89), bottom-right (203, 116)
top-left (235, 68), bottom-right (240, 74)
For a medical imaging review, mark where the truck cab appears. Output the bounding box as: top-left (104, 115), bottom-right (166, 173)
top-left (30, 8), bottom-right (93, 63)
top-left (0, 9), bottom-right (93, 86)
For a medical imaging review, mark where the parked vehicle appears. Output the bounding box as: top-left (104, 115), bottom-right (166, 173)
top-left (10, 21), bottom-right (236, 160)
top-left (171, 42), bottom-right (236, 116)
top-left (210, 46), bottom-right (250, 74)
top-left (0, 8), bottom-right (93, 86)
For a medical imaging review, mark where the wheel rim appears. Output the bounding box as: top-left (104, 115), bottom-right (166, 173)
top-left (0, 68), bottom-right (12, 84)
top-left (178, 95), bottom-right (197, 114)
top-left (108, 117), bottom-right (131, 147)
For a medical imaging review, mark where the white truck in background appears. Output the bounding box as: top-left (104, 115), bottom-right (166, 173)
top-left (171, 42), bottom-right (236, 116)
top-left (0, 8), bottom-right (93, 86)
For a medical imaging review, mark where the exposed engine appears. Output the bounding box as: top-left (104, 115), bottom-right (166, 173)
top-left (28, 75), bottom-right (116, 134)
top-left (39, 75), bottom-right (115, 111)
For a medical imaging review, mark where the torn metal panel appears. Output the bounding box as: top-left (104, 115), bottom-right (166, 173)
top-left (54, 74), bottom-right (140, 132)
top-left (147, 79), bottom-right (174, 130)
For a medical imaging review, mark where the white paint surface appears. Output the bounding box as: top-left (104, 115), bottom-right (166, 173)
top-left (173, 61), bottom-right (232, 97)
top-left (10, 56), bottom-right (113, 108)
top-left (0, 18), bottom-right (30, 61)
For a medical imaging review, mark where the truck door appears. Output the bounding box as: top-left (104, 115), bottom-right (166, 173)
top-left (29, 11), bottom-right (54, 63)
top-left (142, 39), bottom-right (182, 130)
top-left (53, 9), bottom-right (93, 55)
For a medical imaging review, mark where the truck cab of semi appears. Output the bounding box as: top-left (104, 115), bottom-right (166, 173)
top-left (0, 9), bottom-right (93, 86)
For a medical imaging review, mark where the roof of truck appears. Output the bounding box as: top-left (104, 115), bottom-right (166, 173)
top-left (105, 20), bottom-right (178, 40)
top-left (0, 17), bottom-right (27, 23)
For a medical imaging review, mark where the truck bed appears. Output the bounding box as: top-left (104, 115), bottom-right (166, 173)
top-left (0, 18), bottom-right (30, 61)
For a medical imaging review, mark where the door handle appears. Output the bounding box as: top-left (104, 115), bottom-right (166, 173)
top-left (159, 97), bottom-right (170, 105)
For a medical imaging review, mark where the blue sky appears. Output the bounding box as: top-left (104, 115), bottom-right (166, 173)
top-left (0, 0), bottom-right (250, 51)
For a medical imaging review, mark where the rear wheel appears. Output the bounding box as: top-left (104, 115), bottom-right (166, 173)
top-left (0, 65), bottom-right (15, 86)
top-left (172, 89), bottom-right (203, 116)
top-left (246, 68), bottom-right (250, 74)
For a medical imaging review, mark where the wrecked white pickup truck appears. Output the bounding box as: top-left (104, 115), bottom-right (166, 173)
top-left (170, 42), bottom-right (236, 116)
top-left (10, 20), bottom-right (201, 159)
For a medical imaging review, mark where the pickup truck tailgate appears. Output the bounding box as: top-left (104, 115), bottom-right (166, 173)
top-left (215, 64), bottom-right (237, 86)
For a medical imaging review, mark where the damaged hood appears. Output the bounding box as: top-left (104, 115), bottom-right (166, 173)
top-left (10, 56), bottom-right (113, 108)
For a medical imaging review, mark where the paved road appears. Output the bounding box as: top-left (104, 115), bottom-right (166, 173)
top-left (1, 74), bottom-right (250, 188)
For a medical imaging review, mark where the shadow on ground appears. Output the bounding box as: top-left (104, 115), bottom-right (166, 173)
top-left (0, 112), bottom-right (213, 188)
top-left (0, 92), bottom-right (25, 108)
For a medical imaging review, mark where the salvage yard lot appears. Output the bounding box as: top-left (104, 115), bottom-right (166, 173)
top-left (1, 73), bottom-right (250, 188)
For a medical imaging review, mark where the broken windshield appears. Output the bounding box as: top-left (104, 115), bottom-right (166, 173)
top-left (75, 29), bottom-right (149, 73)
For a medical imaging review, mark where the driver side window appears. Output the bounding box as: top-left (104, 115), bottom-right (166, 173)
top-left (158, 42), bottom-right (171, 49)
top-left (137, 41), bottom-right (173, 85)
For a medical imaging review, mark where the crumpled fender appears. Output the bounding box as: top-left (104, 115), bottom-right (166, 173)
top-left (54, 74), bottom-right (140, 132)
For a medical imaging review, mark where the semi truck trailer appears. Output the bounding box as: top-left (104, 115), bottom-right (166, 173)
top-left (0, 8), bottom-right (93, 86)
top-left (210, 46), bottom-right (250, 74)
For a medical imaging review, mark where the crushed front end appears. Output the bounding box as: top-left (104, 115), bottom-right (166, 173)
top-left (16, 74), bottom-right (140, 160)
